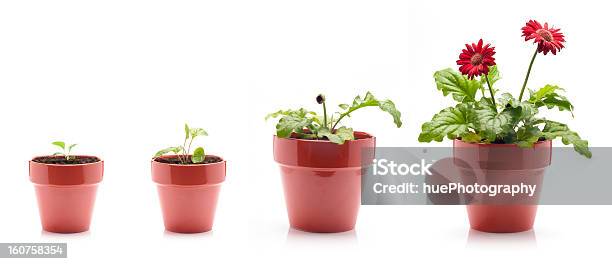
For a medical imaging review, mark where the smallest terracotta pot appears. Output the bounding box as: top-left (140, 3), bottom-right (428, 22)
top-left (152, 155), bottom-right (226, 233)
top-left (29, 156), bottom-right (104, 233)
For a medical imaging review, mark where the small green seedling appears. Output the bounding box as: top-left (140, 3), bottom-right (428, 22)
top-left (52, 141), bottom-right (77, 161)
top-left (154, 123), bottom-right (208, 164)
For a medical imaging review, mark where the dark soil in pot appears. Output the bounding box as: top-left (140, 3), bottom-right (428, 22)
top-left (32, 156), bottom-right (100, 164)
top-left (154, 155), bottom-right (223, 164)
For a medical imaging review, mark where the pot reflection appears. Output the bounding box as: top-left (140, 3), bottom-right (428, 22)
top-left (466, 229), bottom-right (537, 250)
top-left (285, 228), bottom-right (358, 247)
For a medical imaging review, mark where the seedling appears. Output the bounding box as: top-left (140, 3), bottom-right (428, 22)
top-left (52, 141), bottom-right (77, 161)
top-left (266, 91), bottom-right (402, 144)
top-left (154, 124), bottom-right (208, 164)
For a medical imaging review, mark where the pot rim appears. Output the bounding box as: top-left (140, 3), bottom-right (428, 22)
top-left (151, 154), bottom-right (226, 167)
top-left (273, 131), bottom-right (375, 144)
top-left (30, 155), bottom-right (104, 167)
top-left (453, 139), bottom-right (551, 148)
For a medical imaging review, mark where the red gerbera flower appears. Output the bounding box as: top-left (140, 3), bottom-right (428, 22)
top-left (522, 20), bottom-right (565, 55)
top-left (456, 39), bottom-right (496, 79)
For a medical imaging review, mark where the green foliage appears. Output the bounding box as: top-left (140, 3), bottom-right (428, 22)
top-left (541, 121), bottom-right (591, 158)
top-left (154, 123), bottom-right (209, 164)
top-left (473, 105), bottom-right (515, 142)
top-left (419, 68), bottom-right (591, 158)
top-left (267, 92), bottom-right (403, 144)
top-left (434, 68), bottom-right (481, 103)
top-left (192, 147), bottom-right (205, 163)
top-left (418, 104), bottom-right (472, 142)
top-left (51, 141), bottom-right (77, 161)
top-left (528, 85), bottom-right (574, 116)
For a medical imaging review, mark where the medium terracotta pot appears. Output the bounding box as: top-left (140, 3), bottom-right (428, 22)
top-left (453, 139), bottom-right (551, 233)
top-left (273, 132), bottom-right (375, 233)
top-left (151, 155), bottom-right (226, 233)
top-left (29, 156), bottom-right (104, 233)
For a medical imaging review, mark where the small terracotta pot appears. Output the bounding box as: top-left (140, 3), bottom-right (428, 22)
top-left (273, 132), bottom-right (375, 233)
top-left (453, 139), bottom-right (551, 233)
top-left (29, 156), bottom-right (104, 233)
top-left (151, 155), bottom-right (226, 233)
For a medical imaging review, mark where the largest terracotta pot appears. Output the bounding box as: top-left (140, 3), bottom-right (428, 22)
top-left (453, 139), bottom-right (551, 233)
top-left (273, 132), bottom-right (375, 233)
top-left (29, 156), bottom-right (104, 233)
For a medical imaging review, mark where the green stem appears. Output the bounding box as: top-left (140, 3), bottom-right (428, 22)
top-left (181, 138), bottom-right (189, 164)
top-left (331, 112), bottom-right (347, 131)
top-left (187, 138), bottom-right (194, 156)
top-left (519, 49), bottom-right (538, 101)
top-left (322, 101), bottom-right (328, 130)
top-left (484, 74), bottom-right (497, 113)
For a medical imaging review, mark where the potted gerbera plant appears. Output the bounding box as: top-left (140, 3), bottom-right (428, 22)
top-left (29, 142), bottom-right (104, 233)
top-left (267, 92), bottom-right (402, 233)
top-left (152, 124), bottom-right (226, 233)
top-left (419, 20), bottom-right (591, 233)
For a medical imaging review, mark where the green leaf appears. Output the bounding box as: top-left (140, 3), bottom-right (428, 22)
top-left (474, 106), bottom-right (515, 142)
top-left (461, 132), bottom-right (482, 143)
top-left (276, 116), bottom-right (314, 138)
top-left (498, 93), bottom-right (517, 108)
top-left (184, 123), bottom-right (190, 140)
top-left (191, 147), bottom-right (205, 163)
top-left (434, 68), bottom-right (482, 103)
top-left (338, 104), bottom-right (349, 110)
top-left (154, 146), bottom-right (184, 158)
top-left (336, 91), bottom-right (402, 128)
top-left (334, 126), bottom-right (355, 143)
top-left (266, 108), bottom-right (318, 138)
top-left (479, 65), bottom-right (500, 87)
top-left (265, 108), bottom-right (316, 120)
top-left (52, 141), bottom-right (65, 150)
top-left (516, 126), bottom-right (542, 148)
top-left (542, 121), bottom-right (591, 158)
top-left (317, 127), bottom-right (354, 144)
top-left (52, 152), bottom-right (63, 156)
top-left (378, 99), bottom-right (402, 128)
top-left (419, 104), bottom-right (472, 142)
top-left (529, 85), bottom-right (574, 116)
top-left (190, 128), bottom-right (208, 138)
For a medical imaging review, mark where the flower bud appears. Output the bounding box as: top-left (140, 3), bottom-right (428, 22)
top-left (316, 94), bottom-right (325, 104)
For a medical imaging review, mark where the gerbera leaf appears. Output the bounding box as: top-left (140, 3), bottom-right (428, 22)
top-left (479, 65), bottom-right (500, 87)
top-left (541, 120), bottom-right (591, 158)
top-left (516, 125), bottom-right (542, 148)
top-left (473, 105), bottom-right (515, 142)
top-left (434, 68), bottom-right (482, 103)
top-left (317, 127), bottom-right (354, 144)
top-left (336, 91), bottom-right (402, 128)
top-left (529, 84), bottom-right (574, 116)
top-left (419, 104), bottom-right (473, 142)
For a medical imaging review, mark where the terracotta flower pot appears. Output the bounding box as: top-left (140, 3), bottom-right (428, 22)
top-left (151, 155), bottom-right (226, 233)
top-left (29, 156), bottom-right (104, 233)
top-left (453, 139), bottom-right (552, 233)
top-left (273, 132), bottom-right (375, 233)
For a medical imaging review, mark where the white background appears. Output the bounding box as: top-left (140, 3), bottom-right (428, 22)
top-left (1, 0), bottom-right (611, 263)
